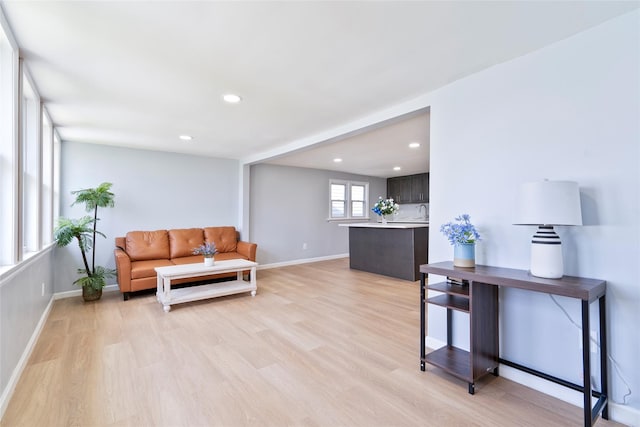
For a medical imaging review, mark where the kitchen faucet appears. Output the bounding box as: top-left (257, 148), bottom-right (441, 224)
top-left (417, 204), bottom-right (427, 220)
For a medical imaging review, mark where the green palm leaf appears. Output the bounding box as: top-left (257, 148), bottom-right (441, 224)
top-left (54, 216), bottom-right (95, 276)
top-left (71, 182), bottom-right (115, 211)
top-left (54, 216), bottom-right (94, 248)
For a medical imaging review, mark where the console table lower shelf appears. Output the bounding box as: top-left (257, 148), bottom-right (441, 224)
top-left (423, 346), bottom-right (499, 395)
top-left (420, 278), bottom-right (499, 395)
top-left (155, 259), bottom-right (257, 312)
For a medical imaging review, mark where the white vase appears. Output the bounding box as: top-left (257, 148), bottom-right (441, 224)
top-left (204, 256), bottom-right (214, 267)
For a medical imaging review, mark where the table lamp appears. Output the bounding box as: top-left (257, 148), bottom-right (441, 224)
top-left (514, 180), bottom-right (582, 279)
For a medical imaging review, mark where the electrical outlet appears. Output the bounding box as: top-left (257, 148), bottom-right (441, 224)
top-left (302, 242), bottom-right (308, 250)
top-left (41, 282), bottom-right (45, 296)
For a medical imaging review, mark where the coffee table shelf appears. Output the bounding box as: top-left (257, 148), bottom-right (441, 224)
top-left (155, 259), bottom-right (257, 312)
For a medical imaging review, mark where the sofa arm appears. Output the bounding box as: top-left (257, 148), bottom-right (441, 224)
top-left (237, 241), bottom-right (257, 261)
top-left (114, 247), bottom-right (132, 294)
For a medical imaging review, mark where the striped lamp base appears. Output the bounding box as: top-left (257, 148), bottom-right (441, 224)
top-left (530, 226), bottom-right (563, 279)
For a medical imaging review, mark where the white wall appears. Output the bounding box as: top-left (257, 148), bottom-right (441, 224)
top-left (56, 142), bottom-right (240, 292)
top-left (249, 164), bottom-right (387, 265)
top-left (0, 248), bottom-right (54, 414)
top-left (427, 10), bottom-right (639, 413)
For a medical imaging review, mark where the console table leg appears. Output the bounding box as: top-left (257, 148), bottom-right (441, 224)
top-left (581, 300), bottom-right (592, 427)
top-left (446, 308), bottom-right (452, 346)
top-left (599, 295), bottom-right (609, 420)
top-left (420, 273), bottom-right (426, 369)
top-left (468, 383), bottom-right (475, 395)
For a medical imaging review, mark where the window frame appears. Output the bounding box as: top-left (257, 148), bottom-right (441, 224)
top-left (328, 179), bottom-right (370, 221)
top-left (0, 8), bottom-right (60, 272)
top-left (0, 12), bottom-right (19, 267)
top-left (19, 62), bottom-right (42, 259)
top-left (41, 108), bottom-right (53, 245)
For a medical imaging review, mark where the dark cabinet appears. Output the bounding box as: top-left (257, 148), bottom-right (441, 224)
top-left (387, 173), bottom-right (429, 204)
top-left (411, 173), bottom-right (429, 203)
top-left (387, 176), bottom-right (411, 203)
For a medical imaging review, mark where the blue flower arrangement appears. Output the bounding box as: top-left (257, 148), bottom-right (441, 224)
top-left (371, 197), bottom-right (399, 216)
top-left (192, 242), bottom-right (218, 257)
top-left (440, 214), bottom-right (481, 245)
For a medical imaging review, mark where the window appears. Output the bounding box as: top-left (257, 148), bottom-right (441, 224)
top-left (0, 15), bottom-right (16, 266)
top-left (20, 69), bottom-right (40, 257)
top-left (0, 10), bottom-right (59, 270)
top-left (41, 110), bottom-right (53, 244)
top-left (52, 131), bottom-right (60, 222)
top-left (330, 182), bottom-right (346, 218)
top-left (351, 183), bottom-right (366, 217)
top-left (329, 180), bottom-right (369, 220)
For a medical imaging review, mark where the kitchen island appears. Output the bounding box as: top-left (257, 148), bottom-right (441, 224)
top-left (339, 222), bottom-right (428, 281)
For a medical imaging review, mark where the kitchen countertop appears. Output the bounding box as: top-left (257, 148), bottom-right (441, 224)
top-left (339, 222), bottom-right (429, 229)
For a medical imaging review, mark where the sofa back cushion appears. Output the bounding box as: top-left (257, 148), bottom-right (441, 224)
top-left (204, 226), bottom-right (237, 253)
top-left (126, 230), bottom-right (170, 261)
top-left (169, 228), bottom-right (204, 259)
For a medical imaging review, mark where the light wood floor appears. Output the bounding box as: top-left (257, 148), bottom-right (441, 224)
top-left (1, 259), bottom-right (622, 427)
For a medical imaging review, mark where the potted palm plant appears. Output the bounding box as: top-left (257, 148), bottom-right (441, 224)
top-left (54, 182), bottom-right (116, 301)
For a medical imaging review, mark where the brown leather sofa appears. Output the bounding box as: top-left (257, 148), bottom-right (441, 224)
top-left (114, 226), bottom-right (257, 300)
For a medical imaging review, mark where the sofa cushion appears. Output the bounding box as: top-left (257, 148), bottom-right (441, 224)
top-left (204, 226), bottom-right (237, 253)
top-left (170, 255), bottom-right (204, 265)
top-left (126, 230), bottom-right (170, 261)
top-left (214, 251), bottom-right (248, 261)
top-left (130, 259), bottom-right (174, 279)
top-left (169, 228), bottom-right (204, 259)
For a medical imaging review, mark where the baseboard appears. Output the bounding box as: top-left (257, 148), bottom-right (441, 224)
top-left (53, 284), bottom-right (120, 300)
top-left (0, 296), bottom-right (54, 420)
top-left (258, 253), bottom-right (349, 270)
top-left (609, 403), bottom-right (640, 427)
top-left (425, 336), bottom-right (446, 352)
top-left (499, 365), bottom-right (639, 426)
top-left (425, 336), bottom-right (639, 426)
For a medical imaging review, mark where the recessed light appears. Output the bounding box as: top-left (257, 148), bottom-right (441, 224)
top-left (223, 94), bottom-right (242, 103)
top-left (333, 158), bottom-right (343, 163)
top-left (393, 166), bottom-right (401, 171)
top-left (179, 135), bottom-right (193, 141)
top-left (409, 142), bottom-right (421, 148)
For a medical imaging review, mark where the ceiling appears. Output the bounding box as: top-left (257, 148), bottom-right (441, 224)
top-left (1, 1), bottom-right (637, 178)
top-left (267, 108), bottom-right (430, 177)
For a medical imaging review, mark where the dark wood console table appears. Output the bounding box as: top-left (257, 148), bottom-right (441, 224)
top-left (420, 261), bottom-right (608, 427)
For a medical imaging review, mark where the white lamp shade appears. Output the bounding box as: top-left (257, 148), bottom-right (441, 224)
top-left (514, 180), bottom-right (582, 226)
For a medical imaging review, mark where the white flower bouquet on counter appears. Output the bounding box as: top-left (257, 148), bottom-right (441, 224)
top-left (371, 197), bottom-right (399, 217)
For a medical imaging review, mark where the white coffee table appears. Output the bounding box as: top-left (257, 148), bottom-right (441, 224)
top-left (155, 259), bottom-right (257, 312)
